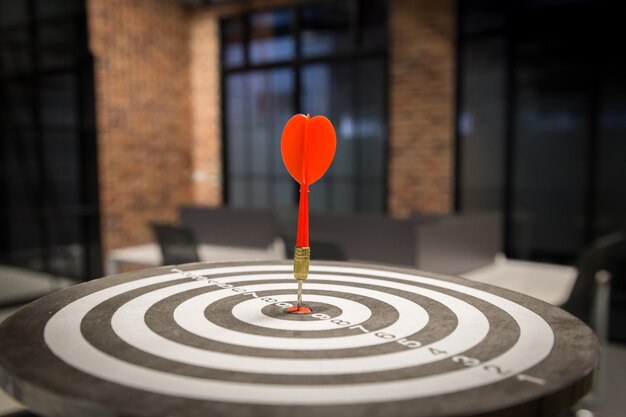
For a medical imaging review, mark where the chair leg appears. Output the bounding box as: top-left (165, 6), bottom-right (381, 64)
top-left (572, 270), bottom-right (612, 415)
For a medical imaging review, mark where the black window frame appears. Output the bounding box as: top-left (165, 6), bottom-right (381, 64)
top-left (455, 0), bottom-right (626, 264)
top-left (0, 0), bottom-right (101, 284)
top-left (219, 0), bottom-right (390, 213)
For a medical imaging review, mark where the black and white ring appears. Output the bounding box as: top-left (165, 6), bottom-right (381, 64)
top-left (0, 261), bottom-right (599, 417)
top-left (40, 263), bottom-right (557, 405)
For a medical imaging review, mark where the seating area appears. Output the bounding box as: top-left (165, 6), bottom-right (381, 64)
top-left (175, 206), bottom-right (502, 272)
top-left (120, 205), bottom-right (625, 340)
top-left (108, 205), bottom-right (586, 314)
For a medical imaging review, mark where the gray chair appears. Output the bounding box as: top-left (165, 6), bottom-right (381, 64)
top-left (563, 230), bottom-right (626, 329)
top-left (150, 222), bottom-right (200, 266)
top-left (563, 230), bottom-right (626, 416)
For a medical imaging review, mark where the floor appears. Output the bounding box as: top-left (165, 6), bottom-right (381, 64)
top-left (0, 267), bottom-right (625, 417)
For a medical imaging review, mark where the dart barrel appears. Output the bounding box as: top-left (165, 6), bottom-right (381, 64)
top-left (293, 246), bottom-right (310, 280)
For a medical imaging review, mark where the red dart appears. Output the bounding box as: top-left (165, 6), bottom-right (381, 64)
top-left (281, 114), bottom-right (336, 310)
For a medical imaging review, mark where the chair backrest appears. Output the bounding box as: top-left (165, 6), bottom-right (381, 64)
top-left (150, 222), bottom-right (200, 266)
top-left (563, 230), bottom-right (626, 325)
top-left (282, 236), bottom-right (347, 261)
top-left (309, 212), bottom-right (418, 265)
top-left (415, 211), bottom-right (502, 275)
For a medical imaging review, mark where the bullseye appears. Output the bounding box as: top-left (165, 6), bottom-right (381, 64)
top-left (285, 306), bottom-right (312, 314)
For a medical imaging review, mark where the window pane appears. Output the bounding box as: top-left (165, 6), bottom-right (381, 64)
top-left (332, 181), bottom-right (354, 213)
top-left (222, 2), bottom-right (387, 213)
top-left (0, 0), bottom-right (28, 27)
top-left (226, 74), bottom-right (248, 176)
top-left (7, 218), bottom-right (44, 272)
top-left (459, 37), bottom-right (506, 212)
top-left (47, 216), bottom-right (83, 279)
top-left (300, 1), bottom-right (352, 57)
top-left (361, 0), bottom-right (387, 50)
top-left (35, 0), bottom-right (83, 18)
top-left (355, 58), bottom-right (386, 181)
top-left (2, 81), bottom-right (33, 125)
top-left (273, 179), bottom-right (294, 208)
top-left (360, 183), bottom-right (384, 213)
top-left (461, 0), bottom-right (507, 35)
top-left (0, 29), bottom-right (32, 76)
top-left (302, 58), bottom-right (386, 213)
top-left (43, 131), bottom-right (80, 209)
top-left (222, 17), bottom-right (245, 68)
top-left (309, 182), bottom-right (329, 212)
top-left (595, 64), bottom-right (626, 236)
top-left (39, 21), bottom-right (82, 69)
top-left (226, 68), bottom-right (294, 209)
top-left (511, 39), bottom-right (589, 258)
top-left (229, 178), bottom-right (248, 208)
top-left (249, 8), bottom-right (294, 64)
top-left (40, 74), bottom-right (77, 127)
top-left (251, 179), bottom-right (269, 208)
top-left (302, 63), bottom-right (354, 180)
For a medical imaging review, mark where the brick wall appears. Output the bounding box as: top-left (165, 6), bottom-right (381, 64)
top-left (190, 9), bottom-right (221, 206)
top-left (88, 0), bottom-right (193, 251)
top-left (388, 0), bottom-right (455, 217)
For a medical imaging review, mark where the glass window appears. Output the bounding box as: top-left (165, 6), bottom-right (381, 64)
top-left (360, 0), bottom-right (387, 51)
top-left (0, 29), bottom-right (32, 76)
top-left (460, 0), bottom-right (507, 35)
top-left (0, 0), bottom-right (101, 280)
top-left (458, 37), bottom-right (506, 212)
top-left (40, 74), bottom-right (78, 127)
top-left (0, 0), bottom-right (28, 28)
top-left (35, 0), bottom-right (83, 19)
top-left (222, 17), bottom-right (245, 68)
top-left (300, 1), bottom-right (352, 57)
top-left (301, 58), bottom-right (386, 213)
top-left (595, 64), bottom-right (626, 236)
top-left (225, 69), bottom-right (295, 208)
top-left (249, 8), bottom-right (294, 65)
top-left (221, 0), bottom-right (388, 213)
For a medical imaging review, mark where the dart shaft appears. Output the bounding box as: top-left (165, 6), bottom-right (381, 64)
top-left (297, 280), bottom-right (303, 309)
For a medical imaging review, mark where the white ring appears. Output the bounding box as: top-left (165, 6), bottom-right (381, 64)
top-left (172, 282), bottom-right (429, 350)
top-left (109, 276), bottom-right (484, 374)
top-left (231, 294), bottom-right (371, 331)
top-left (44, 264), bottom-right (554, 405)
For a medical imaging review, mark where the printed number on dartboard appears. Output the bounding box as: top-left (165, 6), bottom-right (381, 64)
top-left (308, 313), bottom-right (421, 349)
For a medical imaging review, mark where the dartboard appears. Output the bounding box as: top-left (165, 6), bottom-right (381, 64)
top-left (0, 261), bottom-right (597, 417)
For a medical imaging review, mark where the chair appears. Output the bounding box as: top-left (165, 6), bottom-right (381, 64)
top-left (563, 230), bottom-right (626, 328)
top-left (281, 236), bottom-right (347, 261)
top-left (150, 222), bottom-right (200, 266)
top-left (562, 230), bottom-right (626, 416)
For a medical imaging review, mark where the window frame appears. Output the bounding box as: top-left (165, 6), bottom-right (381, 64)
top-left (219, 0), bottom-right (389, 213)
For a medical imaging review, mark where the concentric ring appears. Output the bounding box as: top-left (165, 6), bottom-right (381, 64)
top-left (232, 294), bottom-right (370, 331)
top-left (40, 263), bottom-right (557, 405)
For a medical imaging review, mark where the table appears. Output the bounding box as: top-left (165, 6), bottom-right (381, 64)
top-left (462, 255), bottom-right (577, 306)
top-left (0, 261), bottom-right (597, 417)
top-left (106, 241), bottom-right (286, 275)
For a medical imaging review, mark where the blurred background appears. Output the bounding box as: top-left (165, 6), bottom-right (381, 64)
top-left (0, 0), bottom-right (625, 415)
